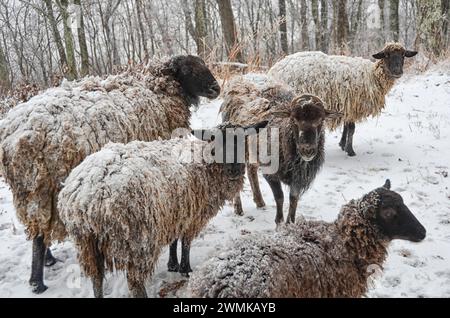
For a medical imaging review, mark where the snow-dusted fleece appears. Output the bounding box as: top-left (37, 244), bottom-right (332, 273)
top-left (188, 190), bottom-right (388, 298)
top-left (0, 61), bottom-right (191, 243)
top-left (57, 138), bottom-right (244, 283)
top-left (268, 43), bottom-right (406, 129)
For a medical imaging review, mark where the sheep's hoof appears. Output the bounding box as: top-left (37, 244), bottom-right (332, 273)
top-left (234, 207), bottom-right (244, 216)
top-left (30, 282), bottom-right (48, 294)
top-left (167, 263), bottom-right (180, 272)
top-left (339, 141), bottom-right (346, 151)
top-left (346, 150), bottom-right (357, 157)
top-left (255, 201), bottom-right (266, 209)
top-left (45, 255), bottom-right (59, 268)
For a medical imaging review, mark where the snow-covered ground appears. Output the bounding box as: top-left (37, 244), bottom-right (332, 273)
top-left (0, 65), bottom-right (449, 298)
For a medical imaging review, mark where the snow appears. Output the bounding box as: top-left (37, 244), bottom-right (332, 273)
top-left (0, 66), bottom-right (449, 298)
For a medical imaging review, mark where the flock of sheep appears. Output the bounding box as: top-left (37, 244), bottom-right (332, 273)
top-left (0, 43), bottom-right (427, 298)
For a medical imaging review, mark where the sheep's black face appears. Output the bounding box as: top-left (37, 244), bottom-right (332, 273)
top-left (273, 95), bottom-right (340, 162)
top-left (374, 180), bottom-right (426, 243)
top-left (168, 55), bottom-right (220, 100)
top-left (192, 121), bottom-right (269, 180)
top-left (373, 47), bottom-right (418, 78)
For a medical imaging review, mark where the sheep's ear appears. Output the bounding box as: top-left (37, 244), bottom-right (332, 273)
top-left (325, 109), bottom-right (343, 120)
top-left (243, 121), bottom-right (269, 136)
top-left (372, 51), bottom-right (386, 59)
top-left (405, 50), bottom-right (418, 58)
top-left (383, 179), bottom-right (392, 190)
top-left (271, 110), bottom-right (291, 118)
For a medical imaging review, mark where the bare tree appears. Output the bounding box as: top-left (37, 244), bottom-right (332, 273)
top-left (279, 0), bottom-right (288, 54)
top-left (390, 0), bottom-right (400, 41)
top-left (74, 0), bottom-right (89, 76)
top-left (320, 0), bottom-right (329, 52)
top-left (336, 0), bottom-right (349, 53)
top-left (299, 0), bottom-right (309, 50)
top-left (216, 0), bottom-right (243, 61)
top-left (57, 0), bottom-right (78, 80)
top-left (0, 43), bottom-right (10, 94)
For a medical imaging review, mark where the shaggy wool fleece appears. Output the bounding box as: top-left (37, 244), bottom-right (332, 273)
top-left (187, 190), bottom-right (388, 298)
top-left (268, 43), bottom-right (406, 130)
top-left (58, 138), bottom-right (244, 283)
top-left (0, 62), bottom-right (191, 244)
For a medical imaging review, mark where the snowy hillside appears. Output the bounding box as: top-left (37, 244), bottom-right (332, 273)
top-left (0, 66), bottom-right (449, 298)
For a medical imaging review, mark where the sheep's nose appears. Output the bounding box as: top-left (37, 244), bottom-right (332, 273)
top-left (209, 83), bottom-right (220, 95)
top-left (299, 144), bottom-right (316, 160)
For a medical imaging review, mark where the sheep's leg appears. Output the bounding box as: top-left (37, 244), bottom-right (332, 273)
top-left (247, 164), bottom-right (265, 208)
top-left (45, 248), bottom-right (58, 267)
top-left (29, 236), bottom-right (48, 294)
top-left (286, 188), bottom-right (301, 224)
top-left (91, 242), bottom-right (105, 298)
top-left (167, 239), bottom-right (180, 272)
top-left (339, 124), bottom-right (349, 151)
top-left (345, 122), bottom-right (356, 157)
top-left (265, 177), bottom-right (284, 225)
top-left (127, 274), bottom-right (148, 298)
top-left (179, 238), bottom-right (192, 277)
top-left (234, 194), bottom-right (244, 216)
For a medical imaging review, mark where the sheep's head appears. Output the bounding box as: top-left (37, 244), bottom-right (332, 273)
top-left (373, 180), bottom-right (426, 243)
top-left (192, 121), bottom-right (269, 180)
top-left (271, 95), bottom-right (342, 162)
top-left (373, 43), bottom-right (418, 78)
top-left (162, 55), bottom-right (220, 102)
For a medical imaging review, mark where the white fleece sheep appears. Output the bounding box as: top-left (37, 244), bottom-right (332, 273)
top-left (268, 43), bottom-right (417, 156)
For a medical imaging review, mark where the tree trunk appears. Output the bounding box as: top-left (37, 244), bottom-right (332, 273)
top-left (443, 0), bottom-right (449, 48)
top-left (194, 0), bottom-right (209, 58)
top-left (336, 0), bottom-right (349, 53)
top-left (416, 0), bottom-right (445, 57)
top-left (58, 0), bottom-right (78, 80)
top-left (389, 0), bottom-right (400, 41)
top-left (74, 0), bottom-right (89, 76)
top-left (378, 0), bottom-right (385, 42)
top-left (300, 0), bottom-right (309, 50)
top-left (216, 0), bottom-right (243, 62)
top-left (135, 0), bottom-right (148, 60)
top-left (43, 0), bottom-right (68, 75)
top-left (279, 0), bottom-right (289, 54)
top-left (320, 0), bottom-right (329, 52)
top-left (0, 44), bottom-right (10, 95)
top-left (311, 0), bottom-right (320, 50)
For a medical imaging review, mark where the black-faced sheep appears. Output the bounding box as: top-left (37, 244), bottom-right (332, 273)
top-left (57, 122), bottom-right (268, 298)
top-left (0, 55), bottom-right (220, 294)
top-left (268, 43), bottom-right (418, 156)
top-left (221, 75), bottom-right (340, 224)
top-left (187, 180), bottom-right (427, 298)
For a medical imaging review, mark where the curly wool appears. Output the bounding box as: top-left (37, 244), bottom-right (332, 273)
top-left (57, 138), bottom-right (244, 283)
top-left (187, 191), bottom-right (388, 298)
top-left (268, 43), bottom-right (404, 130)
top-left (0, 61), bottom-right (191, 244)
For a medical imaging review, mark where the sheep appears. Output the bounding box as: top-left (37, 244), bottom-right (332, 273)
top-left (221, 74), bottom-right (341, 224)
top-left (0, 55), bottom-right (220, 294)
top-left (57, 121), bottom-right (268, 298)
top-left (187, 180), bottom-right (427, 298)
top-left (268, 43), bottom-right (418, 156)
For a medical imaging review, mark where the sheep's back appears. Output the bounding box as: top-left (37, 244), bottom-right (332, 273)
top-left (0, 74), bottom-right (188, 242)
top-left (269, 52), bottom-right (386, 129)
